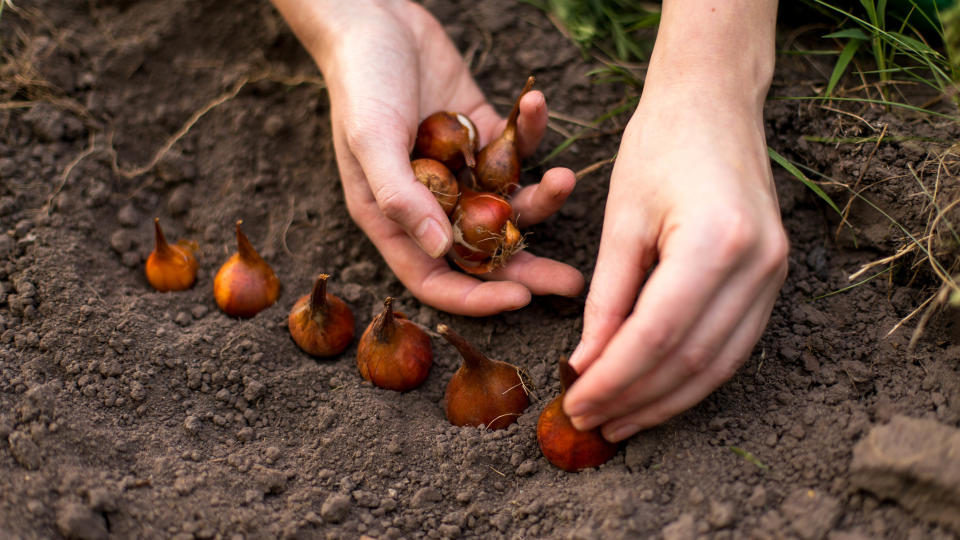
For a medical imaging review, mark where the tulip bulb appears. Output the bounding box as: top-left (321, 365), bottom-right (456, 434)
top-left (145, 218), bottom-right (197, 292)
top-left (412, 158), bottom-right (459, 216)
top-left (356, 297), bottom-right (433, 391)
top-left (414, 111), bottom-right (478, 171)
top-left (288, 274), bottom-right (355, 357)
top-left (537, 359), bottom-right (619, 472)
top-left (213, 221), bottom-right (281, 318)
top-left (475, 76), bottom-right (535, 196)
top-left (450, 187), bottom-right (524, 274)
top-left (439, 324), bottom-right (529, 430)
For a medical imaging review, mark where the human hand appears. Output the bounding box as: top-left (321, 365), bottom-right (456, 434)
top-left (273, 0), bottom-right (584, 315)
top-left (562, 81), bottom-right (789, 442)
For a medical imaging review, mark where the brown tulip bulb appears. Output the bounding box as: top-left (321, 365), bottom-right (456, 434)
top-left (449, 187), bottom-right (524, 274)
top-left (213, 221), bottom-right (281, 318)
top-left (412, 158), bottom-right (459, 215)
top-left (537, 359), bottom-right (619, 472)
top-left (145, 218), bottom-right (197, 291)
top-left (439, 324), bottom-right (529, 430)
top-left (414, 111), bottom-right (478, 170)
top-left (357, 297), bottom-right (433, 391)
top-left (288, 274), bottom-right (355, 357)
top-left (475, 76), bottom-right (535, 196)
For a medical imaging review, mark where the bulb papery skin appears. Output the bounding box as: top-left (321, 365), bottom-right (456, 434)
top-left (475, 137), bottom-right (520, 196)
top-left (450, 189), bottom-right (524, 274)
top-left (357, 298), bottom-right (433, 392)
top-left (474, 76), bottom-right (534, 196)
top-left (145, 219), bottom-right (197, 292)
top-left (213, 221), bottom-right (281, 318)
top-left (537, 361), bottom-right (619, 472)
top-left (411, 158), bottom-right (459, 215)
top-left (288, 275), bottom-right (355, 357)
top-left (439, 324), bottom-right (529, 430)
top-left (414, 111), bottom-right (478, 171)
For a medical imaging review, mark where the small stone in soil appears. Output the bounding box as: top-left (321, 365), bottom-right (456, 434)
top-left (780, 488), bottom-right (841, 540)
top-left (167, 185), bottom-right (192, 215)
top-left (321, 493), bottom-right (352, 523)
top-left (56, 501), bottom-right (108, 540)
top-left (116, 204), bottom-right (139, 227)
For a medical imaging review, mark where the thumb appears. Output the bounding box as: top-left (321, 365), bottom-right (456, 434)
top-left (349, 123), bottom-right (453, 258)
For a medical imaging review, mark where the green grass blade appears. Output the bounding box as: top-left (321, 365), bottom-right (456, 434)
top-left (813, 267), bottom-right (892, 300)
top-left (824, 28), bottom-right (871, 40)
top-left (768, 147), bottom-right (842, 214)
top-left (826, 39), bottom-right (865, 97)
top-left (729, 447), bottom-right (769, 470)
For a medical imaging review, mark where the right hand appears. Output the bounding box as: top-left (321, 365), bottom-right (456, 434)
top-left (273, 0), bottom-right (584, 315)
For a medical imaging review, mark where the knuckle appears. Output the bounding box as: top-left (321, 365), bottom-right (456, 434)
top-left (675, 345), bottom-right (713, 377)
top-left (763, 228), bottom-right (790, 280)
top-left (637, 323), bottom-right (673, 359)
top-left (710, 209), bottom-right (758, 264)
top-left (373, 185), bottom-right (409, 223)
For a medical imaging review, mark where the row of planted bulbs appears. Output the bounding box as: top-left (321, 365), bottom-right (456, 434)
top-left (145, 218), bottom-right (616, 472)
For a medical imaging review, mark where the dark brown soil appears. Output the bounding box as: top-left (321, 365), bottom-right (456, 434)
top-left (2, 1), bottom-right (959, 539)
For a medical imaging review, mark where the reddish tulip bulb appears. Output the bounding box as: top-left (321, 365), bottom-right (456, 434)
top-left (213, 221), bottom-right (281, 318)
top-left (356, 297), bottom-right (433, 391)
top-left (439, 324), bottom-right (529, 430)
top-left (537, 359), bottom-right (619, 472)
top-left (414, 111), bottom-right (478, 171)
top-left (412, 158), bottom-right (459, 216)
top-left (475, 76), bottom-right (535, 196)
top-left (145, 218), bottom-right (197, 291)
top-left (449, 187), bottom-right (524, 274)
top-left (288, 274), bottom-right (355, 357)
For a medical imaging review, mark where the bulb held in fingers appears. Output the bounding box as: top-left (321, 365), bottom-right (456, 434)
top-left (213, 221), bottom-right (281, 318)
top-left (414, 111), bottom-right (478, 171)
top-left (450, 187), bottom-right (524, 274)
top-left (145, 218), bottom-right (197, 292)
top-left (475, 76), bottom-right (535, 196)
top-left (537, 358), bottom-right (619, 472)
top-left (412, 158), bottom-right (459, 215)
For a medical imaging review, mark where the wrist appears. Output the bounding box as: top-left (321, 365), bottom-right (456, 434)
top-left (642, 0), bottom-right (776, 111)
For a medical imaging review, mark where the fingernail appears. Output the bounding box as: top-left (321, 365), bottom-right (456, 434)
top-left (570, 413), bottom-right (604, 431)
top-left (606, 423), bottom-right (639, 442)
top-left (414, 217), bottom-right (449, 258)
top-left (564, 398), bottom-right (595, 418)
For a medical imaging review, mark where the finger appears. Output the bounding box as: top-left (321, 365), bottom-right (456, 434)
top-left (564, 171), bottom-right (659, 377)
top-left (511, 167), bottom-right (576, 228)
top-left (482, 251), bottom-right (584, 297)
top-left (564, 222), bottom-right (743, 418)
top-left (472, 90), bottom-right (547, 155)
top-left (347, 120), bottom-right (452, 259)
top-left (516, 90), bottom-right (548, 158)
top-left (599, 287), bottom-right (780, 442)
top-left (574, 270), bottom-right (781, 427)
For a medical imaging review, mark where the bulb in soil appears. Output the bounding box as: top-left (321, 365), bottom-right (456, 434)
top-left (288, 274), bottom-right (355, 357)
top-left (213, 221), bottom-right (281, 318)
top-left (414, 111), bottom-right (478, 171)
top-left (145, 218), bottom-right (197, 292)
top-left (537, 358), bottom-right (619, 472)
top-left (356, 297), bottom-right (433, 391)
top-left (474, 76), bottom-right (535, 196)
top-left (412, 158), bottom-right (459, 216)
top-left (439, 324), bottom-right (529, 430)
top-left (449, 187), bottom-right (524, 274)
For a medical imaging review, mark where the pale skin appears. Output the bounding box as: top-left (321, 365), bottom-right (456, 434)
top-left (270, 0), bottom-right (789, 441)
